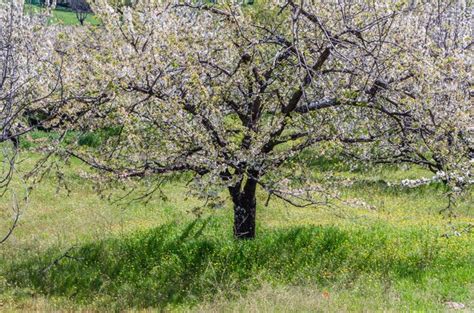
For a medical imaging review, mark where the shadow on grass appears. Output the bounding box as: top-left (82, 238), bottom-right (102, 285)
top-left (4, 219), bottom-right (472, 310)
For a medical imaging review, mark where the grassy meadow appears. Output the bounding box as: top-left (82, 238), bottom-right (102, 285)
top-left (0, 131), bottom-right (473, 312)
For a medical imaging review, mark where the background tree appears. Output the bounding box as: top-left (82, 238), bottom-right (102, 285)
top-left (70, 0), bottom-right (92, 25)
top-left (0, 0), bottom-right (65, 243)
top-left (58, 0), bottom-right (472, 239)
top-left (343, 0), bottom-right (473, 209)
top-left (43, 0), bottom-right (57, 10)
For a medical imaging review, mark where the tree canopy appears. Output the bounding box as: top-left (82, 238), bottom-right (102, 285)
top-left (2, 0), bottom-right (472, 239)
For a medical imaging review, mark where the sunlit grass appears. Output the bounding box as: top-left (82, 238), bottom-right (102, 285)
top-left (0, 140), bottom-right (473, 311)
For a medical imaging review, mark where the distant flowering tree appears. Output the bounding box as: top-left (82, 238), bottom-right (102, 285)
top-left (58, 0), bottom-right (472, 239)
top-left (43, 0), bottom-right (58, 10)
top-left (0, 0), bottom-right (64, 243)
top-left (70, 0), bottom-right (92, 25)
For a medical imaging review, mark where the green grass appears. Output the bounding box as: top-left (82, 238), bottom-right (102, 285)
top-left (3, 221), bottom-right (474, 311)
top-left (0, 137), bottom-right (473, 311)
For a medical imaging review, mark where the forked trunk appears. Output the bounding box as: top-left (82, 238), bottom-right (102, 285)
top-left (229, 176), bottom-right (257, 239)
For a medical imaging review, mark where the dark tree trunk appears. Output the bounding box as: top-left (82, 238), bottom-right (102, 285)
top-left (228, 176), bottom-right (257, 239)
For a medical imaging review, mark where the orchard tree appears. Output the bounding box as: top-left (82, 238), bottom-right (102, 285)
top-left (59, 0), bottom-right (472, 239)
top-left (43, 0), bottom-right (57, 10)
top-left (0, 0), bottom-right (65, 243)
top-left (70, 0), bottom-right (92, 26)
top-left (345, 0), bottom-right (473, 207)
